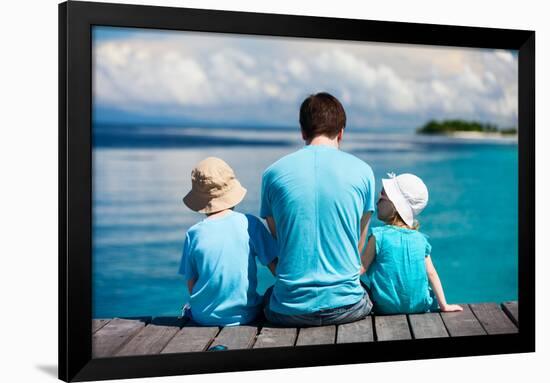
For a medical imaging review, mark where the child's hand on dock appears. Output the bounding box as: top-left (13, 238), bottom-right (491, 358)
top-left (440, 304), bottom-right (463, 312)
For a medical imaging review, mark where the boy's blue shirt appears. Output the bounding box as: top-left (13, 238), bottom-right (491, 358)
top-left (260, 145), bottom-right (375, 315)
top-left (364, 225), bottom-right (435, 314)
top-left (178, 211), bottom-right (278, 326)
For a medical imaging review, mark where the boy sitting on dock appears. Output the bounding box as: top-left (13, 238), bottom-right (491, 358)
top-left (361, 172), bottom-right (462, 314)
top-left (178, 157), bottom-right (278, 326)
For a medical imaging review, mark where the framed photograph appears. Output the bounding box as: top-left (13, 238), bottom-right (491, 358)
top-left (59, 1), bottom-right (535, 381)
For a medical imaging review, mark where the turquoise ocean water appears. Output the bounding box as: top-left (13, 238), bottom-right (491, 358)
top-left (92, 125), bottom-right (518, 318)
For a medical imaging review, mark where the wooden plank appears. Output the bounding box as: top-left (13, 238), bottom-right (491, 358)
top-left (374, 315), bottom-right (411, 341)
top-left (92, 318), bottom-right (147, 358)
top-left (254, 326), bottom-right (298, 348)
top-left (408, 313), bottom-right (449, 339)
top-left (501, 301), bottom-right (519, 327)
top-left (114, 317), bottom-right (185, 356)
top-left (161, 326), bottom-right (220, 354)
top-left (92, 319), bottom-right (110, 334)
top-left (116, 324), bottom-right (180, 356)
top-left (295, 326), bottom-right (336, 346)
top-left (209, 326), bottom-right (258, 350)
top-left (441, 304), bottom-right (486, 337)
top-left (470, 303), bottom-right (518, 334)
top-left (337, 317), bottom-right (374, 343)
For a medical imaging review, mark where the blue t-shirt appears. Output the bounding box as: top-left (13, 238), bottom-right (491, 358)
top-left (260, 144), bottom-right (375, 315)
top-left (364, 225), bottom-right (434, 314)
top-left (178, 211), bottom-right (278, 326)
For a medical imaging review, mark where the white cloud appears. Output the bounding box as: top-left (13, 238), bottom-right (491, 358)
top-left (495, 50), bottom-right (514, 64)
top-left (93, 29), bottom-right (518, 128)
top-left (287, 59), bottom-right (308, 79)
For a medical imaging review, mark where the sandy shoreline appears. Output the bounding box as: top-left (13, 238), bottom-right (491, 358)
top-left (443, 131), bottom-right (518, 142)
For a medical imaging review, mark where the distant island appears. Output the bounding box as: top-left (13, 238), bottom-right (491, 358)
top-left (417, 120), bottom-right (517, 138)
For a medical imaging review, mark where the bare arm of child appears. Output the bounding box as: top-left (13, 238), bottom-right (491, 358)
top-left (360, 236), bottom-right (376, 275)
top-left (425, 256), bottom-right (463, 312)
top-left (187, 278), bottom-right (196, 294)
top-left (358, 212), bottom-right (372, 256)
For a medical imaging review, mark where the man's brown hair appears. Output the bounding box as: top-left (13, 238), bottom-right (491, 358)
top-left (299, 92), bottom-right (346, 141)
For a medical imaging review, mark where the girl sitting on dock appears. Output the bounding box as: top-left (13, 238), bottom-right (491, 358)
top-left (178, 157), bottom-right (278, 326)
top-left (360, 172), bottom-right (463, 315)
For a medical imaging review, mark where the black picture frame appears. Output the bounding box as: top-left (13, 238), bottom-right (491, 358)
top-left (59, 1), bottom-right (535, 381)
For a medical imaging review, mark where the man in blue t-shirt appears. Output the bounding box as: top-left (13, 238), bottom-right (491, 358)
top-left (261, 92), bottom-right (375, 326)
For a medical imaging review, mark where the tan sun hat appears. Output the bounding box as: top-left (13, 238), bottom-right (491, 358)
top-left (183, 157), bottom-right (247, 214)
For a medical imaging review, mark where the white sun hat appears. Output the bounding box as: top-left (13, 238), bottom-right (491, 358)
top-left (381, 172), bottom-right (429, 227)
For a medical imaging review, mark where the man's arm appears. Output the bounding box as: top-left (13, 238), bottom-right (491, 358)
top-left (187, 278), bottom-right (196, 294)
top-left (360, 236), bottom-right (376, 275)
top-left (265, 216), bottom-right (277, 238)
top-left (267, 258), bottom-right (278, 276)
top-left (264, 216), bottom-right (278, 275)
top-left (358, 212), bottom-right (372, 256)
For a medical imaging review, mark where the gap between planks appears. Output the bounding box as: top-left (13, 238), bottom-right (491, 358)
top-left (469, 303), bottom-right (518, 335)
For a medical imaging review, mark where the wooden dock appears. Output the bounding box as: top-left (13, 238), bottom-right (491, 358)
top-left (92, 301), bottom-right (518, 358)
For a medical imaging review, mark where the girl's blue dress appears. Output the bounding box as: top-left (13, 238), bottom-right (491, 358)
top-left (364, 225), bottom-right (438, 314)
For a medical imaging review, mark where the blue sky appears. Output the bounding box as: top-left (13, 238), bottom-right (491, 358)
top-left (92, 26), bottom-right (518, 130)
